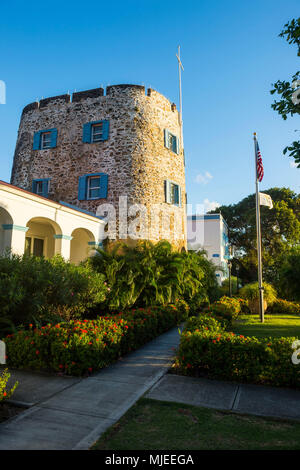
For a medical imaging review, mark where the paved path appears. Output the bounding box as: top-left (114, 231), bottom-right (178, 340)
top-left (0, 327), bottom-right (181, 450)
top-left (146, 374), bottom-right (300, 422)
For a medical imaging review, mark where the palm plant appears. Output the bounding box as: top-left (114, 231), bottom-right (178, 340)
top-left (90, 240), bottom-right (217, 311)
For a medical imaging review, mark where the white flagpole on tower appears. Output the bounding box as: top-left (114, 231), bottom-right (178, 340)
top-left (254, 132), bottom-right (264, 323)
top-left (176, 46), bottom-right (184, 151)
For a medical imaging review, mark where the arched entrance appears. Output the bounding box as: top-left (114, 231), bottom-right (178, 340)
top-left (0, 207), bottom-right (13, 255)
top-left (70, 228), bottom-right (95, 265)
top-left (25, 217), bottom-right (62, 258)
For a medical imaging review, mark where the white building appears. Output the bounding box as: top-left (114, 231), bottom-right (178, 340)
top-left (0, 180), bottom-right (105, 264)
top-left (187, 213), bottom-right (229, 284)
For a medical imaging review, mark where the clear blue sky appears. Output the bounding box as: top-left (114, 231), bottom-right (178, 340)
top-left (0, 0), bottom-right (299, 212)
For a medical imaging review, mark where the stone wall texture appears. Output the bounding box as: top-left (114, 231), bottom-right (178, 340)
top-left (11, 84), bottom-right (187, 249)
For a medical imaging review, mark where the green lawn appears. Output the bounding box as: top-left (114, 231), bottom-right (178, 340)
top-left (91, 398), bottom-right (300, 450)
top-left (232, 314), bottom-right (300, 338)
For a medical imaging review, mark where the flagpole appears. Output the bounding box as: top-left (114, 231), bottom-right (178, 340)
top-left (254, 132), bottom-right (264, 323)
top-left (176, 46), bottom-right (184, 151)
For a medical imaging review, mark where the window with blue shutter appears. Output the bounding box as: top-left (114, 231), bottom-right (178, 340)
top-left (82, 120), bottom-right (109, 143)
top-left (164, 129), bottom-right (179, 154)
top-left (33, 129), bottom-right (57, 150)
top-left (78, 173), bottom-right (108, 200)
top-left (32, 178), bottom-right (50, 198)
top-left (164, 179), bottom-right (181, 206)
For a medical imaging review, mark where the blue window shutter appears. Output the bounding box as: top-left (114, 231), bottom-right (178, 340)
top-left (42, 180), bottom-right (49, 198)
top-left (32, 180), bottom-right (37, 192)
top-left (175, 137), bottom-right (180, 154)
top-left (102, 121), bottom-right (109, 141)
top-left (99, 174), bottom-right (108, 198)
top-left (164, 129), bottom-right (170, 149)
top-left (178, 185), bottom-right (182, 207)
top-left (50, 129), bottom-right (57, 148)
top-left (165, 180), bottom-right (171, 203)
top-left (33, 132), bottom-right (41, 150)
top-left (173, 184), bottom-right (179, 205)
top-left (78, 176), bottom-right (87, 200)
top-left (82, 123), bottom-right (92, 143)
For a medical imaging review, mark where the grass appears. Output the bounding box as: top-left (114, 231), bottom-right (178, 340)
top-left (232, 314), bottom-right (300, 338)
top-left (91, 398), bottom-right (300, 450)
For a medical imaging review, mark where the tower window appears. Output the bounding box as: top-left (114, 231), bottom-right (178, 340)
top-left (87, 176), bottom-right (102, 199)
top-left (164, 129), bottom-right (179, 154)
top-left (78, 173), bottom-right (108, 201)
top-left (41, 132), bottom-right (52, 149)
top-left (33, 128), bottom-right (57, 150)
top-left (32, 178), bottom-right (50, 198)
top-left (91, 123), bottom-right (103, 143)
top-left (165, 179), bottom-right (181, 207)
top-left (82, 120), bottom-right (109, 143)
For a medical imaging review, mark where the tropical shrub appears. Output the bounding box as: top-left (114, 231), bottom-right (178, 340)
top-left (0, 254), bottom-right (107, 335)
top-left (3, 306), bottom-right (185, 376)
top-left (267, 299), bottom-right (300, 315)
top-left (0, 368), bottom-right (18, 402)
top-left (240, 282), bottom-right (277, 304)
top-left (175, 314), bottom-right (300, 388)
top-left (239, 282), bottom-right (277, 313)
top-left (89, 240), bottom-right (218, 311)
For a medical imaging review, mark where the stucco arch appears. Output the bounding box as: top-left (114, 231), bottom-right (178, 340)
top-left (26, 217), bottom-right (62, 258)
top-left (70, 227), bottom-right (95, 265)
top-left (0, 206), bottom-right (14, 255)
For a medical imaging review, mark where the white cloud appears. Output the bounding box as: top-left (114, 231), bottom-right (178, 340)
top-left (195, 171), bottom-right (213, 184)
top-left (290, 161), bottom-right (298, 168)
top-left (203, 198), bottom-right (220, 213)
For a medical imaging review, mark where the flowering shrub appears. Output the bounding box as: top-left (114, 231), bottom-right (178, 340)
top-left (235, 297), bottom-right (250, 314)
top-left (266, 299), bottom-right (300, 315)
top-left (183, 315), bottom-right (224, 334)
top-left (0, 368), bottom-right (18, 402)
top-left (210, 296), bottom-right (241, 325)
top-left (3, 306), bottom-right (185, 376)
top-left (174, 313), bottom-right (300, 388)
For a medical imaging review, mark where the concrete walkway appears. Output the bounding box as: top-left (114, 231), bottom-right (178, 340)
top-left (0, 326), bottom-right (181, 450)
top-left (146, 374), bottom-right (300, 422)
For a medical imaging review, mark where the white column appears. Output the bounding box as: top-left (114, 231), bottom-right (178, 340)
top-left (53, 234), bottom-right (73, 261)
top-left (2, 224), bottom-right (28, 255)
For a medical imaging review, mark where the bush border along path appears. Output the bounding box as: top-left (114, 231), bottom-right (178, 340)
top-left (174, 314), bottom-right (300, 388)
top-left (3, 306), bottom-right (186, 376)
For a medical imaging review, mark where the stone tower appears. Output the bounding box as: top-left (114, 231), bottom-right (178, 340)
top-left (11, 84), bottom-right (187, 249)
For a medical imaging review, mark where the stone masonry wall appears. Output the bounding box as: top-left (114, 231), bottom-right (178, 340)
top-left (11, 84), bottom-right (187, 249)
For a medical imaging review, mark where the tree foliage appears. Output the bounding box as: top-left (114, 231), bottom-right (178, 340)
top-left (213, 188), bottom-right (300, 285)
top-left (276, 247), bottom-right (300, 301)
top-left (270, 18), bottom-right (300, 166)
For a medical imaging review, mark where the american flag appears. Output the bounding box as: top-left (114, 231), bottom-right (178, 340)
top-left (255, 140), bottom-right (264, 182)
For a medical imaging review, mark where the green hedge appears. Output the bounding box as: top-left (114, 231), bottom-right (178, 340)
top-left (266, 299), bottom-right (300, 315)
top-left (175, 314), bottom-right (300, 388)
top-left (0, 254), bottom-right (108, 335)
top-left (3, 306), bottom-right (186, 376)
